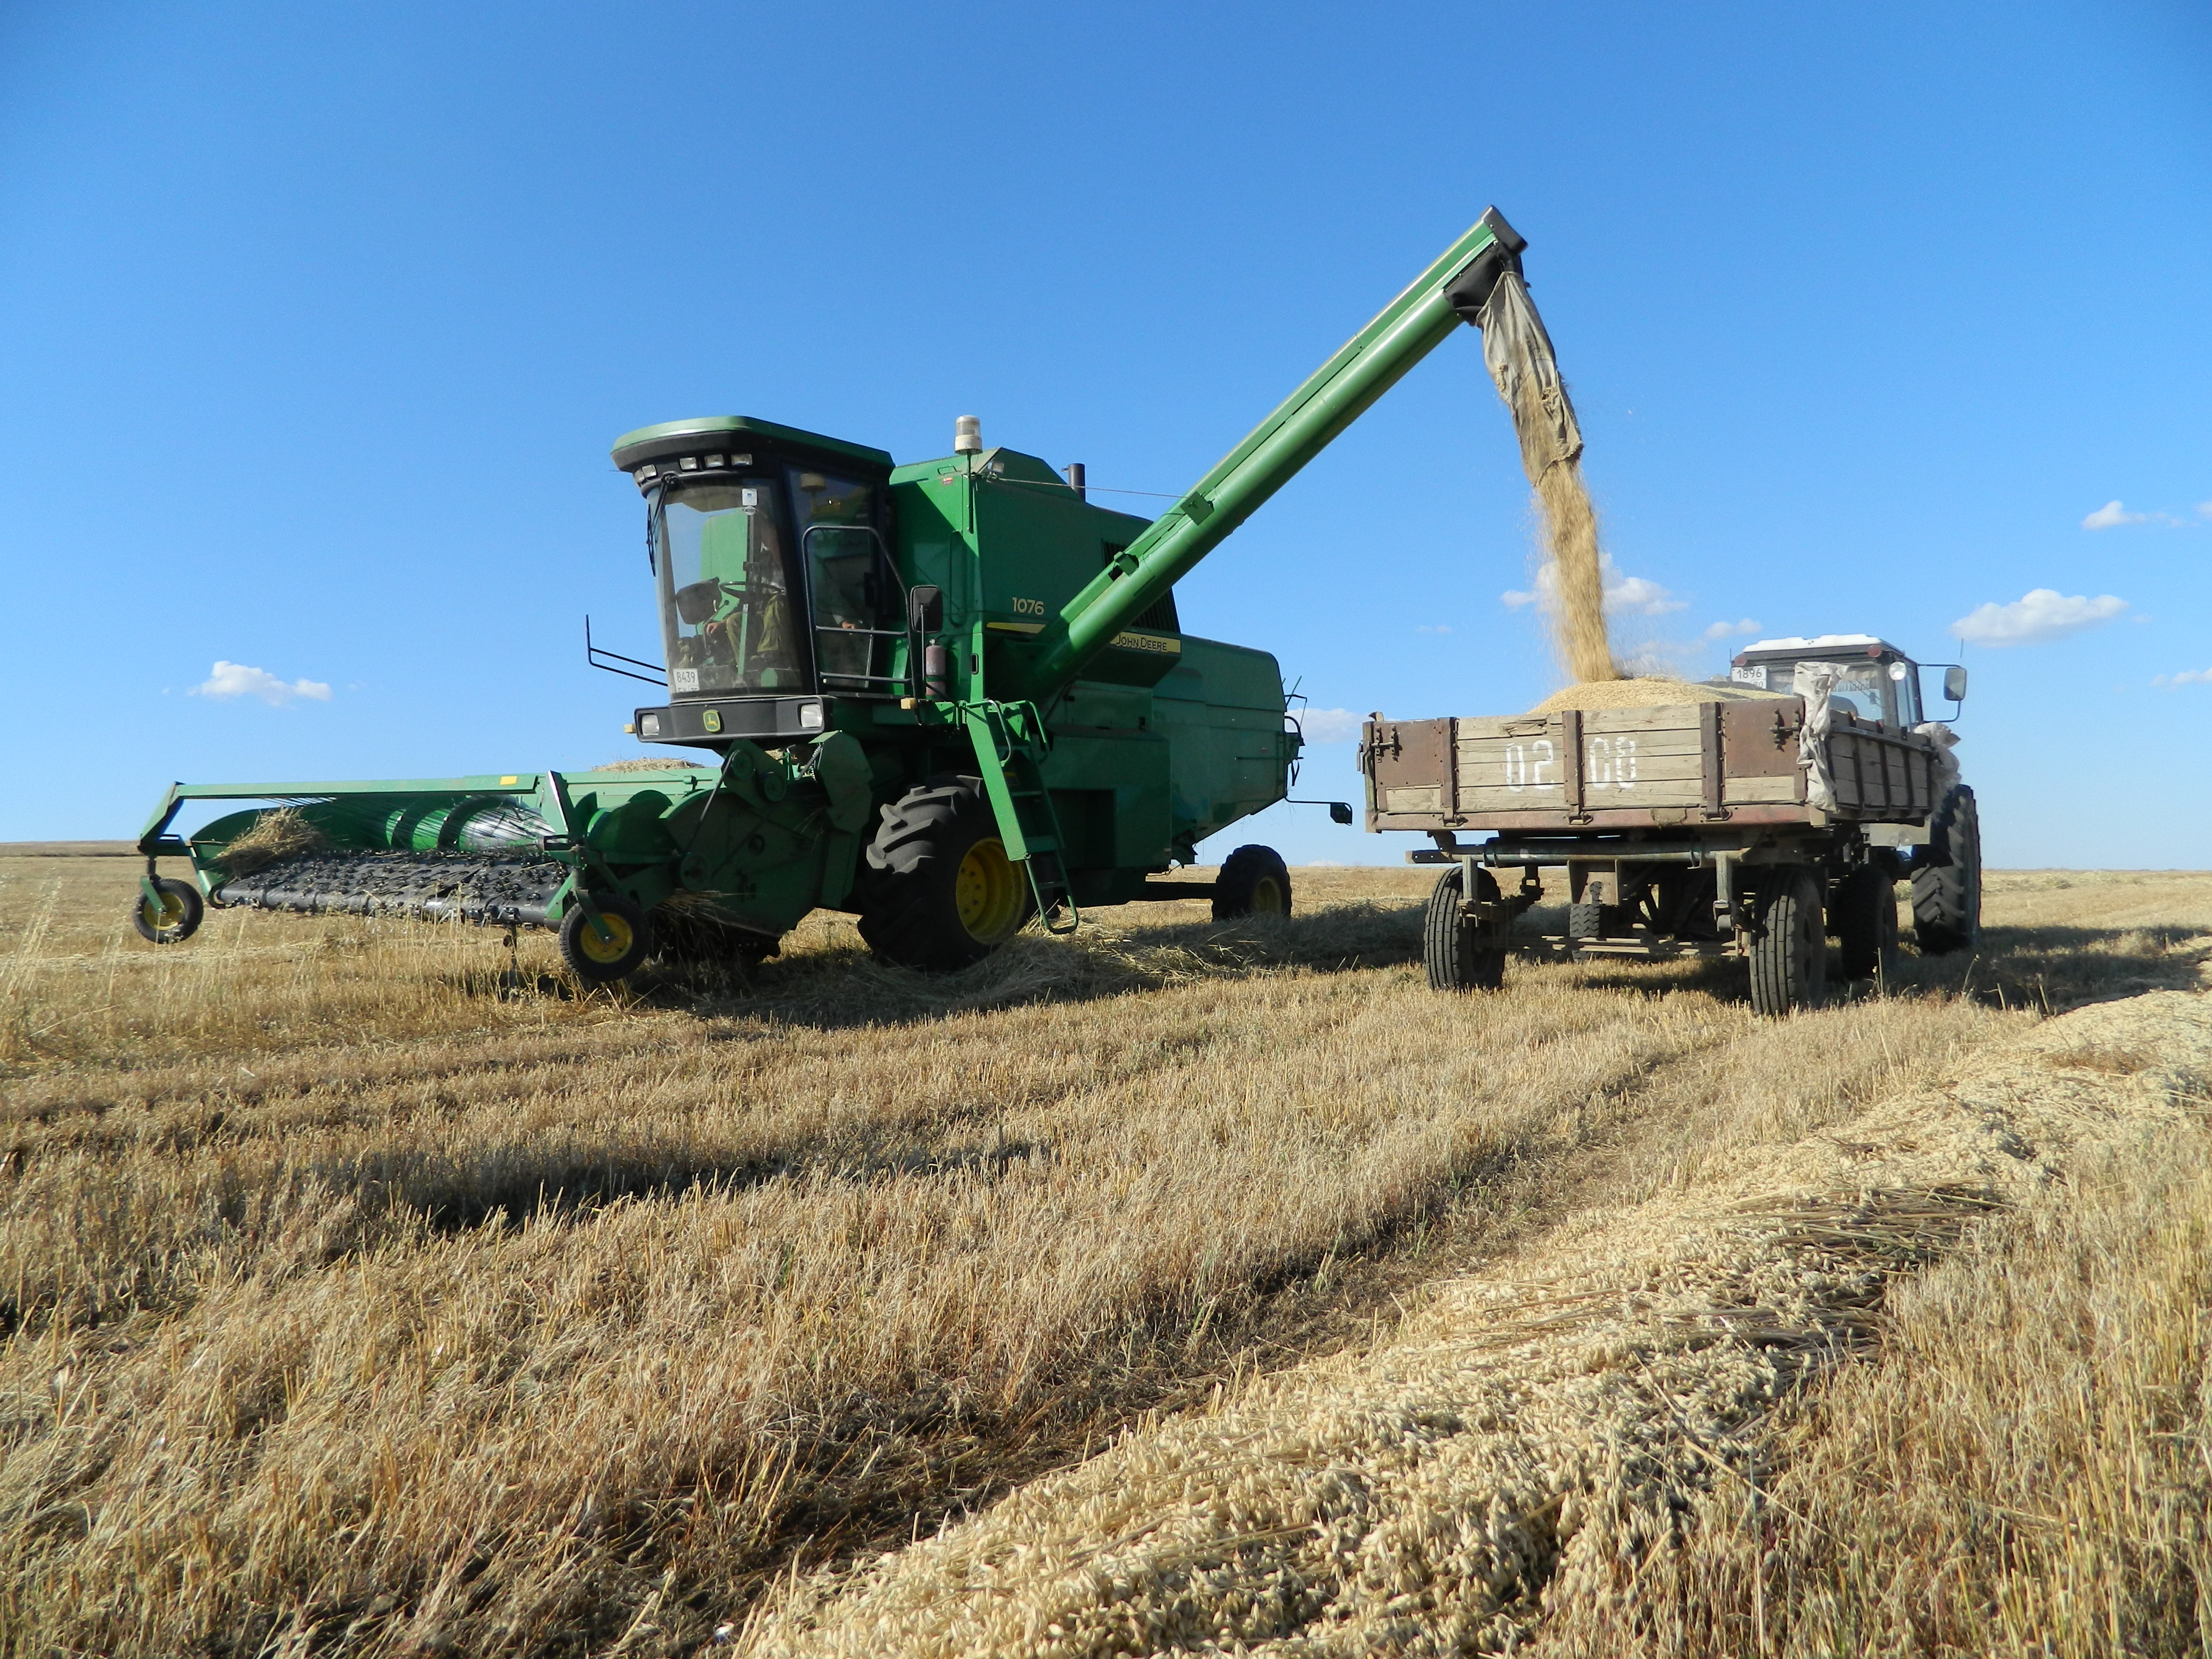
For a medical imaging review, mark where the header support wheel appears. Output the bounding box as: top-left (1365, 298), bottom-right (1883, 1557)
top-left (133, 876), bottom-right (204, 944)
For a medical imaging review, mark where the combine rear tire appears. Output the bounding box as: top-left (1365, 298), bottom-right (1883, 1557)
top-left (1911, 785), bottom-right (1982, 955)
top-left (1835, 865), bottom-right (1899, 981)
top-left (859, 776), bottom-right (1033, 970)
top-left (559, 894), bottom-right (651, 984)
top-left (133, 877), bottom-right (204, 944)
top-left (1424, 865), bottom-right (1506, 992)
top-left (1214, 845), bottom-right (1291, 920)
top-left (1748, 865), bottom-right (1826, 1016)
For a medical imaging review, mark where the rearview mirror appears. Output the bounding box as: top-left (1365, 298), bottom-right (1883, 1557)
top-left (908, 584), bottom-right (944, 634)
top-left (1329, 801), bottom-right (1354, 825)
top-left (1943, 665), bottom-right (1969, 703)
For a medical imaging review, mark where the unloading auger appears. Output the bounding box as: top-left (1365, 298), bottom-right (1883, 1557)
top-left (135, 209), bottom-right (1539, 981)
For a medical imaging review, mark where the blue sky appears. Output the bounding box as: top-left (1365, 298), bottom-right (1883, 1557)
top-left (3, 2), bottom-right (2206, 867)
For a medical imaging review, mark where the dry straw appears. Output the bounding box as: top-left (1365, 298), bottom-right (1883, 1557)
top-left (591, 757), bottom-right (711, 774)
top-left (738, 992), bottom-right (2212, 1657)
top-left (212, 806), bottom-right (325, 876)
top-left (2, 853), bottom-right (2208, 1656)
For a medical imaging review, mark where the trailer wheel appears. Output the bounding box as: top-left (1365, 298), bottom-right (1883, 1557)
top-left (860, 776), bottom-right (1034, 970)
top-left (132, 877), bottom-right (204, 944)
top-left (1748, 865), bottom-right (1827, 1016)
top-left (559, 894), bottom-right (652, 984)
top-left (1214, 845), bottom-right (1292, 920)
top-left (1911, 785), bottom-right (1981, 955)
top-left (1424, 865), bottom-right (1506, 992)
top-left (1835, 866), bottom-right (1899, 981)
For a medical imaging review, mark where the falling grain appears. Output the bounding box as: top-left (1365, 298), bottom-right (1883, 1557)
top-left (1479, 268), bottom-right (1617, 685)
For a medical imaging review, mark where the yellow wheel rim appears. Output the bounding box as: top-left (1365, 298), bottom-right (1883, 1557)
top-left (1250, 875), bottom-right (1286, 914)
top-left (954, 837), bottom-right (1024, 944)
top-left (577, 912), bottom-right (635, 965)
top-left (142, 893), bottom-right (184, 931)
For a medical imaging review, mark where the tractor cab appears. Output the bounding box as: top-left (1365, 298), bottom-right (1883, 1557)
top-left (610, 416), bottom-right (901, 749)
top-left (1724, 634), bottom-right (1967, 729)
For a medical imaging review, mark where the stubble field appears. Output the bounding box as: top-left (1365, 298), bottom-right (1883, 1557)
top-left (2, 846), bottom-right (2208, 1656)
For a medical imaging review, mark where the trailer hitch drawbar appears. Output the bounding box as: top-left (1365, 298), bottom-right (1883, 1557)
top-left (1408, 841), bottom-right (1723, 866)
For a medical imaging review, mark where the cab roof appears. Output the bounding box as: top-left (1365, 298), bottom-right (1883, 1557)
top-left (610, 416), bottom-right (893, 475)
top-left (1739, 633), bottom-right (1905, 659)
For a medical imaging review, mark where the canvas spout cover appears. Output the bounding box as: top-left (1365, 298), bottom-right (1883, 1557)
top-left (1476, 269), bottom-right (1584, 479)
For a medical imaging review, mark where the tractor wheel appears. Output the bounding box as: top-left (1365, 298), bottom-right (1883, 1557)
top-left (1911, 785), bottom-right (1982, 955)
top-left (859, 776), bottom-right (1033, 970)
top-left (1835, 865), bottom-right (1899, 981)
top-left (1424, 865), bottom-right (1506, 992)
top-left (1214, 845), bottom-right (1292, 920)
top-left (559, 893), bottom-right (652, 984)
top-left (132, 877), bottom-right (204, 944)
top-left (1748, 865), bottom-right (1827, 1016)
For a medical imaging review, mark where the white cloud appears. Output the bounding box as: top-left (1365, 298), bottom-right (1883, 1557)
top-left (2082, 500), bottom-right (2145, 530)
top-left (2154, 667), bottom-right (2212, 687)
top-left (2083, 498), bottom-right (2200, 529)
top-left (1499, 554), bottom-right (1685, 619)
top-left (190, 661), bottom-right (333, 705)
top-left (1608, 573), bottom-right (1685, 616)
top-left (1701, 618), bottom-right (1763, 642)
top-left (1300, 708), bottom-right (1363, 744)
top-left (1949, 589), bottom-right (2128, 648)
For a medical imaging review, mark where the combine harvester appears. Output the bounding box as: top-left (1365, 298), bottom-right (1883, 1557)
top-left (135, 210), bottom-right (1545, 981)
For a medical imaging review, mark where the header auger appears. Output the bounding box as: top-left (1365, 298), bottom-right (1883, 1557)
top-left (136, 210), bottom-right (1536, 980)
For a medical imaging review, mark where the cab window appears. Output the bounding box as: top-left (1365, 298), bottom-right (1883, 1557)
top-left (1735, 657), bottom-right (1900, 724)
top-left (656, 479), bottom-right (803, 694)
top-left (1889, 661), bottom-right (1924, 727)
top-left (791, 469), bottom-right (902, 691)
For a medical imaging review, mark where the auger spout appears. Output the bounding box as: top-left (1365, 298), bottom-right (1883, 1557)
top-left (1006, 207), bottom-right (1527, 700)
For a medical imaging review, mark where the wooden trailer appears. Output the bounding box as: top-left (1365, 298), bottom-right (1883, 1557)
top-left (1361, 677), bottom-right (1973, 1015)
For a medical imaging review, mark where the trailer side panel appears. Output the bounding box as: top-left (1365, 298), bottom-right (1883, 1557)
top-left (1365, 695), bottom-right (1940, 835)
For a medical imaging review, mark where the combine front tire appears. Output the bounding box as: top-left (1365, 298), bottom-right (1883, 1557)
top-left (1834, 865), bottom-right (1899, 981)
top-left (1424, 865), bottom-right (1506, 992)
top-left (559, 894), bottom-right (651, 984)
top-left (1911, 785), bottom-right (1982, 955)
top-left (1748, 865), bottom-right (1826, 1016)
top-left (133, 877), bottom-right (204, 944)
top-left (859, 777), bottom-right (1033, 970)
top-left (1214, 845), bottom-right (1291, 921)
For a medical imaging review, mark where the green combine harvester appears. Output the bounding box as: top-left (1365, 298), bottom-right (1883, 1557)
top-left (134, 210), bottom-right (1534, 980)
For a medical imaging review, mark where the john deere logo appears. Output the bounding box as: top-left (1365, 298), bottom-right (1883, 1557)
top-left (703, 709), bottom-right (723, 734)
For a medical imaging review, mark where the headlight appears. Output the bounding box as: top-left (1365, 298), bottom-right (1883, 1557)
top-left (640, 712), bottom-right (662, 738)
top-left (798, 700), bottom-right (824, 729)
